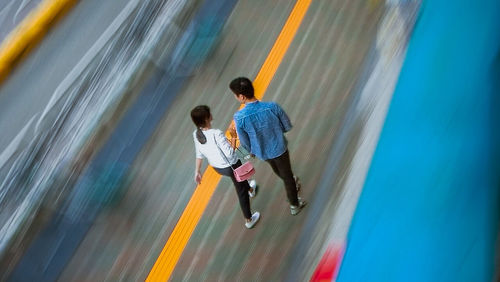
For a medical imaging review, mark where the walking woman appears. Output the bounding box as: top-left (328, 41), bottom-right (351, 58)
top-left (191, 105), bottom-right (260, 229)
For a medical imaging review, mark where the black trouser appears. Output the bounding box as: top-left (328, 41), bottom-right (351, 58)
top-left (213, 160), bottom-right (252, 219)
top-left (266, 150), bottom-right (299, 206)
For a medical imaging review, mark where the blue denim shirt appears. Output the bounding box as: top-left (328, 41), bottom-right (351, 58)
top-left (234, 101), bottom-right (292, 160)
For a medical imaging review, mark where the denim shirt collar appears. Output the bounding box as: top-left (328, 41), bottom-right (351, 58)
top-left (245, 100), bottom-right (259, 106)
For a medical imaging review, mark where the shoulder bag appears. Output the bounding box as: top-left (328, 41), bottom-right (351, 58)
top-left (213, 135), bottom-right (255, 182)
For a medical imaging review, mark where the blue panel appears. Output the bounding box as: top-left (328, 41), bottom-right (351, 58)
top-left (338, 0), bottom-right (500, 281)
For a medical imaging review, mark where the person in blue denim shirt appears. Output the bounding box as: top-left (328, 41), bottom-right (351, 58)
top-left (229, 77), bottom-right (306, 215)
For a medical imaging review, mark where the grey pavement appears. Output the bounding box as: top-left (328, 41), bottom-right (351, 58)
top-left (0, 0), bottom-right (189, 277)
top-left (0, 0), bottom-right (422, 280)
top-left (0, 0), bottom-right (43, 42)
top-left (61, 0), bottom-right (388, 281)
top-left (0, 0), bottom-right (132, 152)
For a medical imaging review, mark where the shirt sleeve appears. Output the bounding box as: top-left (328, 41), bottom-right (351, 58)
top-left (274, 103), bottom-right (292, 132)
top-left (215, 130), bottom-right (235, 158)
top-left (193, 133), bottom-right (203, 159)
top-left (234, 118), bottom-right (251, 152)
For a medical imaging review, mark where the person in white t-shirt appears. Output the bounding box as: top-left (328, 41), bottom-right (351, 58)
top-left (191, 105), bottom-right (260, 229)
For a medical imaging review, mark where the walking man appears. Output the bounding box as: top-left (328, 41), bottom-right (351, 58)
top-left (229, 77), bottom-right (306, 215)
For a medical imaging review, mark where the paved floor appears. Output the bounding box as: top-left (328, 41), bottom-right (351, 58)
top-left (0, 0), bottom-right (42, 41)
top-left (0, 0), bottom-right (150, 279)
top-left (59, 0), bottom-right (385, 281)
top-left (0, 0), bottom-right (133, 152)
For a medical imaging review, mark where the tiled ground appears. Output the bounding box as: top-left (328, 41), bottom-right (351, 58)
top-left (60, 0), bottom-right (385, 281)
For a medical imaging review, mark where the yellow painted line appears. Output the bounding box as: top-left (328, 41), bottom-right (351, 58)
top-left (0, 0), bottom-right (78, 83)
top-left (253, 0), bottom-right (311, 99)
top-left (146, 0), bottom-right (312, 280)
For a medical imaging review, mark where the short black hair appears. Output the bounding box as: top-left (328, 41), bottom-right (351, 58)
top-left (229, 77), bottom-right (254, 98)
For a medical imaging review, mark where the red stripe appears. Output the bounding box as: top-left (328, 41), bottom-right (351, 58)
top-left (310, 243), bottom-right (345, 282)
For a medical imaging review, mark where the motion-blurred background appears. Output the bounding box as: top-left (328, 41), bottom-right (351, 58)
top-left (0, 0), bottom-right (498, 281)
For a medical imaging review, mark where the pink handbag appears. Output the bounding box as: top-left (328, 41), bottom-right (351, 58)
top-left (233, 161), bottom-right (255, 182)
top-left (214, 135), bottom-right (255, 182)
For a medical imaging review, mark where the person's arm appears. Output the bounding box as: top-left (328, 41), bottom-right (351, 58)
top-left (215, 130), bottom-right (237, 159)
top-left (275, 103), bottom-right (292, 132)
top-left (194, 138), bottom-right (204, 185)
top-left (235, 119), bottom-right (251, 152)
top-left (228, 122), bottom-right (238, 149)
top-left (194, 158), bottom-right (203, 185)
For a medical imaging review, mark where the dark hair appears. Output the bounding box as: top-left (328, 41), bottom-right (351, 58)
top-left (190, 105), bottom-right (211, 144)
top-left (229, 77), bottom-right (254, 98)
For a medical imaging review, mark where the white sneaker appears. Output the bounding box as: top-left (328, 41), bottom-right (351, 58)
top-left (245, 211), bottom-right (260, 229)
top-left (290, 199), bottom-right (307, 216)
top-left (248, 179), bottom-right (258, 198)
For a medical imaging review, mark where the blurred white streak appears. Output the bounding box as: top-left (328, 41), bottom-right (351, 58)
top-left (310, 0), bottom-right (421, 278)
top-left (0, 0), bottom-right (193, 261)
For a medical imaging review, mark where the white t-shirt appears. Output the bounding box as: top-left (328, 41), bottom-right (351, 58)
top-left (193, 129), bottom-right (238, 168)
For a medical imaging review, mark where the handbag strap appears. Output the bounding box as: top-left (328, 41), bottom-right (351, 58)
top-left (213, 134), bottom-right (235, 171)
top-left (233, 140), bottom-right (246, 155)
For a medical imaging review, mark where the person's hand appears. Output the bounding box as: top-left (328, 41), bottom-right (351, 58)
top-left (229, 123), bottom-right (238, 138)
top-left (245, 153), bottom-right (255, 160)
top-left (194, 172), bottom-right (202, 185)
